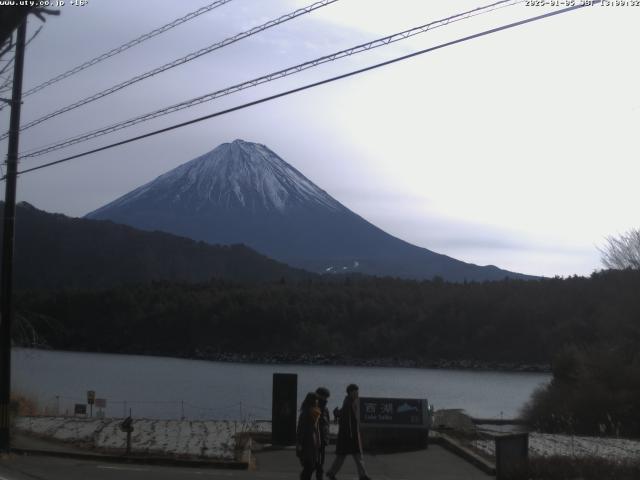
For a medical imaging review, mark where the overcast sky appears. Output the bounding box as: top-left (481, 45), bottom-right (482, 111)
top-left (1, 0), bottom-right (638, 277)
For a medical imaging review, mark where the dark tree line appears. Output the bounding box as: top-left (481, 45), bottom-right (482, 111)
top-left (13, 269), bottom-right (640, 367)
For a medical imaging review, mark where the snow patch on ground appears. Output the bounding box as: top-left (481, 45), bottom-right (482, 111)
top-left (15, 416), bottom-right (269, 460)
top-left (474, 433), bottom-right (640, 462)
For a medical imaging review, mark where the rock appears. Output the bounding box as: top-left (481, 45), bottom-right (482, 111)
top-left (433, 409), bottom-right (477, 436)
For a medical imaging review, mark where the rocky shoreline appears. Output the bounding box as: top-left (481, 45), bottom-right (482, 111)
top-left (27, 345), bottom-right (551, 373)
top-left (188, 350), bottom-right (551, 373)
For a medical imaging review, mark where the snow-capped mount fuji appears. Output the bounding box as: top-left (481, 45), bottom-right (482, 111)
top-left (95, 139), bottom-right (344, 215)
top-left (86, 139), bottom-right (532, 281)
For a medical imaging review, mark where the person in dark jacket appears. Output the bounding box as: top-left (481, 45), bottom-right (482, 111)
top-left (315, 387), bottom-right (331, 480)
top-left (333, 406), bottom-right (341, 424)
top-left (296, 392), bottom-right (322, 480)
top-left (326, 384), bottom-right (371, 480)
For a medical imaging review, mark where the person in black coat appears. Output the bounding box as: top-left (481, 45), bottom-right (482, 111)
top-left (315, 387), bottom-right (331, 480)
top-left (296, 392), bottom-right (322, 480)
top-left (326, 384), bottom-right (371, 480)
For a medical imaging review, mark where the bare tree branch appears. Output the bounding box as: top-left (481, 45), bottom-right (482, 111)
top-left (0, 54), bottom-right (15, 77)
top-left (0, 35), bottom-right (14, 59)
top-left (31, 8), bottom-right (61, 23)
top-left (25, 25), bottom-right (43, 47)
top-left (0, 24), bottom-right (44, 109)
top-left (599, 228), bottom-right (640, 270)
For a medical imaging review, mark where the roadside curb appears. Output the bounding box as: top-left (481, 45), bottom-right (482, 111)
top-left (10, 447), bottom-right (250, 470)
top-left (431, 432), bottom-right (496, 475)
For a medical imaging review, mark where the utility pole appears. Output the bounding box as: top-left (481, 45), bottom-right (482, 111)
top-left (0, 19), bottom-right (27, 452)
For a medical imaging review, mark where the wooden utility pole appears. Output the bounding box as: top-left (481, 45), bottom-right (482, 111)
top-left (0, 19), bottom-right (27, 452)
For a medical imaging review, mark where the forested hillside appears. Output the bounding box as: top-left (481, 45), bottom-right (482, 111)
top-left (14, 269), bottom-right (640, 366)
top-left (0, 202), bottom-right (312, 289)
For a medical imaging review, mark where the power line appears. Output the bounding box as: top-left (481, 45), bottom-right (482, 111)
top-left (7, 1), bottom-right (599, 180)
top-left (20, 0), bottom-right (523, 160)
top-left (0, 0), bottom-right (339, 141)
top-left (21, 0), bottom-right (235, 99)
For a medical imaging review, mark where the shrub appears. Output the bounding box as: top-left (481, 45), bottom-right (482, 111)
top-left (10, 392), bottom-right (39, 417)
top-left (521, 344), bottom-right (640, 436)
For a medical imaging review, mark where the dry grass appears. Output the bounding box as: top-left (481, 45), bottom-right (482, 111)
top-left (10, 391), bottom-right (39, 416)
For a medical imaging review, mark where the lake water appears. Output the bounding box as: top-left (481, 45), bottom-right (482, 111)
top-left (12, 348), bottom-right (550, 421)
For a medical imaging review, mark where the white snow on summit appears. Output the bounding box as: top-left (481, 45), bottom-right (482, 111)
top-left (92, 140), bottom-right (344, 214)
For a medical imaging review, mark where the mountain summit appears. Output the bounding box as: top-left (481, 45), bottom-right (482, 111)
top-left (86, 139), bottom-right (532, 281)
top-left (91, 139), bottom-right (343, 215)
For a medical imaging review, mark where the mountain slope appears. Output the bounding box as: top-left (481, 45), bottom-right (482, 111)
top-left (1, 202), bottom-right (312, 290)
top-left (86, 139), bottom-right (534, 281)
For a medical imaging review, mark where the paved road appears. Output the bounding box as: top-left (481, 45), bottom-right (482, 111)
top-left (0, 446), bottom-right (491, 480)
top-left (255, 447), bottom-right (491, 480)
